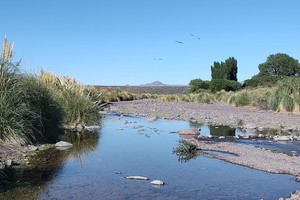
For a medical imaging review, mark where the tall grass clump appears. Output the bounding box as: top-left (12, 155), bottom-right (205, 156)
top-left (37, 70), bottom-right (101, 126)
top-left (0, 61), bottom-right (62, 145)
top-left (269, 77), bottom-right (300, 112)
top-left (234, 92), bottom-right (251, 107)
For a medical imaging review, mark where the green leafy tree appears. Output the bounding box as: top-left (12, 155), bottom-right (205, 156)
top-left (258, 53), bottom-right (300, 76)
top-left (211, 57), bottom-right (238, 81)
top-left (189, 79), bottom-right (210, 93)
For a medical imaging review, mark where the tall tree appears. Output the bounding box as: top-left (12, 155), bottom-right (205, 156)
top-left (211, 57), bottom-right (238, 81)
top-left (225, 57), bottom-right (237, 81)
top-left (258, 53), bottom-right (300, 76)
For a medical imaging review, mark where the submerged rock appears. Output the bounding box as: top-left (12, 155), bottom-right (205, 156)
top-left (125, 176), bottom-right (149, 180)
top-left (55, 141), bottom-right (73, 150)
top-left (179, 129), bottom-right (200, 135)
top-left (150, 180), bottom-right (164, 185)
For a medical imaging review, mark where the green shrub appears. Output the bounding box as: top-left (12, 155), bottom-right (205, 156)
top-left (210, 79), bottom-right (241, 92)
top-left (189, 79), bottom-right (210, 93)
top-left (234, 92), bottom-right (251, 107)
top-left (282, 95), bottom-right (294, 112)
top-left (244, 75), bottom-right (280, 88)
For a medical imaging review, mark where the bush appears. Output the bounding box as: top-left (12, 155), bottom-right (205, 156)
top-left (210, 79), bottom-right (241, 92)
top-left (189, 79), bottom-right (210, 93)
top-left (243, 75), bottom-right (280, 87)
top-left (234, 92), bottom-right (251, 107)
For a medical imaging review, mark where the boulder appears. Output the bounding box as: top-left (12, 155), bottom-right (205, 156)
top-left (178, 129), bottom-right (200, 135)
top-left (55, 141), bottom-right (73, 150)
top-left (126, 176), bottom-right (149, 180)
top-left (273, 136), bottom-right (291, 142)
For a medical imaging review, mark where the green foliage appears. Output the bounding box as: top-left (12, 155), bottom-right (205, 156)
top-left (243, 75), bottom-right (281, 87)
top-left (173, 140), bottom-right (200, 163)
top-left (38, 71), bottom-right (101, 126)
top-left (211, 57), bottom-right (237, 81)
top-left (234, 92), bottom-right (251, 107)
top-left (210, 79), bottom-right (241, 92)
top-left (189, 79), bottom-right (210, 93)
top-left (258, 53), bottom-right (300, 76)
top-left (0, 61), bottom-right (62, 145)
top-left (269, 77), bottom-right (300, 111)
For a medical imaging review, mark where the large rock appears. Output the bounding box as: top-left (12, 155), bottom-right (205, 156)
top-left (55, 141), bottom-right (73, 150)
top-left (273, 136), bottom-right (291, 142)
top-left (125, 176), bottom-right (149, 180)
top-left (179, 129), bottom-right (200, 135)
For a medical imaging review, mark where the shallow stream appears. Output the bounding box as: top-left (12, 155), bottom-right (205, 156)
top-left (1, 113), bottom-right (299, 200)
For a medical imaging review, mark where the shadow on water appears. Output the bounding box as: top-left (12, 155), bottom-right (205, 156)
top-left (0, 129), bottom-right (101, 200)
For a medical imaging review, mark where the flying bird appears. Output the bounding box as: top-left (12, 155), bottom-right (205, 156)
top-left (153, 58), bottom-right (163, 61)
top-left (175, 40), bottom-right (184, 44)
top-left (197, 37), bottom-right (201, 40)
top-left (190, 34), bottom-right (194, 37)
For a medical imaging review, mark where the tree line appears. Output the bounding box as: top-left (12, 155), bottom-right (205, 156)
top-left (189, 53), bottom-right (300, 92)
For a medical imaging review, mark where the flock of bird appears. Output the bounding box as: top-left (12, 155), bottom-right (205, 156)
top-left (175, 33), bottom-right (200, 44)
top-left (153, 34), bottom-right (201, 61)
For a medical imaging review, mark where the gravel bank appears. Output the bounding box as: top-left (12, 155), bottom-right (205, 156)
top-left (110, 99), bottom-right (300, 133)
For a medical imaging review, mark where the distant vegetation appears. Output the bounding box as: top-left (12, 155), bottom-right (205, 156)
top-left (187, 53), bottom-right (300, 113)
top-left (95, 85), bottom-right (189, 95)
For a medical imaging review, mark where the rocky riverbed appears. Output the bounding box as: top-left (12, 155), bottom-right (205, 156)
top-left (109, 99), bottom-right (300, 134)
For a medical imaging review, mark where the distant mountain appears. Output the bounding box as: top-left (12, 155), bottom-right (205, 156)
top-left (142, 81), bottom-right (167, 86)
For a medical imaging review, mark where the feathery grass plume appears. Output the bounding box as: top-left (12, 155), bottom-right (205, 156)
top-left (1, 35), bottom-right (14, 62)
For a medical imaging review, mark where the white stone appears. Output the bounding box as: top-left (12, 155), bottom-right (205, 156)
top-left (55, 141), bottom-right (73, 150)
top-left (273, 136), bottom-right (291, 141)
top-left (150, 180), bottom-right (164, 185)
top-left (85, 125), bottom-right (101, 132)
top-left (126, 176), bottom-right (149, 180)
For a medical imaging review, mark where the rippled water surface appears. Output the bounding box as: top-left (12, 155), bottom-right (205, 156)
top-left (1, 113), bottom-right (299, 200)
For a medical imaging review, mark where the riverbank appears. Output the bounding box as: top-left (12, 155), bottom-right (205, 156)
top-left (109, 99), bottom-right (300, 134)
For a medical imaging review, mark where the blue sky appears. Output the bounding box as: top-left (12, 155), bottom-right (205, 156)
top-left (1, 0), bottom-right (300, 85)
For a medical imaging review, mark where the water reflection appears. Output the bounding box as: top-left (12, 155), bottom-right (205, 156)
top-left (209, 126), bottom-right (236, 136)
top-left (0, 129), bottom-right (101, 200)
top-left (173, 139), bottom-right (201, 163)
top-left (60, 130), bottom-right (100, 167)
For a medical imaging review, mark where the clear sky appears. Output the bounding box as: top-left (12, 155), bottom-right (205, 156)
top-left (1, 0), bottom-right (300, 85)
